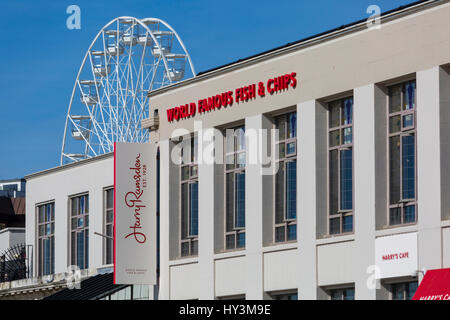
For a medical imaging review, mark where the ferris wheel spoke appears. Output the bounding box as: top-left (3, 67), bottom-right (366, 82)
top-left (125, 40), bottom-right (147, 141)
top-left (76, 80), bottom-right (112, 152)
top-left (68, 115), bottom-right (98, 156)
top-left (87, 51), bottom-right (109, 148)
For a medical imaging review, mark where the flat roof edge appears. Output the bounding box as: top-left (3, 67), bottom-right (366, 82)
top-left (25, 152), bottom-right (113, 180)
top-left (147, 0), bottom-right (444, 98)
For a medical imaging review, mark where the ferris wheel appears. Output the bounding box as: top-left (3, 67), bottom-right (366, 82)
top-left (60, 16), bottom-right (195, 165)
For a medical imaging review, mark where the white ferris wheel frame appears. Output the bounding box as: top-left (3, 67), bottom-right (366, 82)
top-left (60, 16), bottom-right (196, 165)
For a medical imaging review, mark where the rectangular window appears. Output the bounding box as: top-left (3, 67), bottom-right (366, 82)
top-left (225, 126), bottom-right (246, 250)
top-left (388, 81), bottom-right (417, 226)
top-left (37, 202), bottom-right (55, 276)
top-left (328, 97), bottom-right (354, 235)
top-left (69, 194), bottom-right (89, 269)
top-left (274, 112), bottom-right (297, 243)
top-left (270, 291), bottom-right (298, 300)
top-left (104, 188), bottom-right (114, 265)
top-left (390, 281), bottom-right (418, 300)
top-left (329, 287), bottom-right (355, 300)
top-left (180, 135), bottom-right (198, 257)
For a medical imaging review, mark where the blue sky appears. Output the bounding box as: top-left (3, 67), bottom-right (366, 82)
top-left (0, 0), bottom-right (418, 179)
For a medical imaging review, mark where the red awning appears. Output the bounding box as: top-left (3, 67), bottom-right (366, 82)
top-left (413, 268), bottom-right (450, 300)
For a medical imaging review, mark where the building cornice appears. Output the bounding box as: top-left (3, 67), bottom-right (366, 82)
top-left (25, 152), bottom-right (113, 180)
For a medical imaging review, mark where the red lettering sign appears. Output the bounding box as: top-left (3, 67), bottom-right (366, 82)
top-left (165, 72), bottom-right (298, 122)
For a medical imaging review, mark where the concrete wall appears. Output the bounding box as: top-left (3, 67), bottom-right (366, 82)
top-left (0, 228), bottom-right (25, 254)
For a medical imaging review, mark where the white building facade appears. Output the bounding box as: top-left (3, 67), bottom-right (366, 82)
top-left (19, 0), bottom-right (450, 300)
top-left (143, 0), bottom-right (450, 300)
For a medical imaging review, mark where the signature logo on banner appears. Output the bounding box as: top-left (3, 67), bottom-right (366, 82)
top-left (124, 153), bottom-right (147, 244)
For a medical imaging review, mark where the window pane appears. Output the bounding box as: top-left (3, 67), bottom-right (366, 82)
top-left (106, 189), bottom-right (113, 209)
top-left (77, 217), bottom-right (84, 228)
top-left (80, 196), bottom-right (85, 215)
top-left (329, 150), bottom-right (339, 215)
top-left (38, 239), bottom-right (42, 275)
top-left (181, 183), bottom-right (188, 239)
top-left (330, 217), bottom-right (340, 235)
top-left (287, 224), bottom-right (297, 241)
top-left (402, 135), bottom-right (415, 200)
top-left (106, 210), bottom-right (113, 223)
top-left (402, 114), bottom-right (414, 129)
top-left (51, 236), bottom-right (55, 274)
top-left (189, 183), bottom-right (199, 236)
top-left (236, 127), bottom-right (245, 151)
top-left (389, 207), bottom-right (402, 225)
top-left (329, 101), bottom-right (340, 128)
top-left (406, 282), bottom-right (418, 300)
top-left (85, 229), bottom-right (89, 268)
top-left (342, 127), bottom-right (352, 145)
top-left (342, 215), bottom-right (353, 233)
top-left (389, 85), bottom-right (402, 114)
top-left (71, 218), bottom-right (77, 230)
top-left (192, 136), bottom-right (198, 163)
top-left (276, 115), bottom-right (286, 141)
top-left (180, 242), bottom-right (189, 257)
top-left (275, 163), bottom-right (285, 224)
top-left (225, 234), bottom-right (235, 250)
top-left (277, 143), bottom-right (285, 159)
top-left (392, 283), bottom-right (404, 300)
top-left (43, 238), bottom-right (51, 275)
top-left (190, 240), bottom-right (198, 256)
top-left (286, 161), bottom-right (297, 220)
top-left (190, 165), bottom-right (198, 177)
top-left (404, 205), bottom-right (416, 223)
top-left (226, 173), bottom-right (234, 232)
top-left (71, 232), bottom-right (76, 265)
top-left (39, 206), bottom-right (45, 223)
top-left (287, 113), bottom-right (297, 138)
top-left (389, 115), bottom-right (401, 133)
top-left (106, 225), bottom-right (113, 264)
top-left (225, 130), bottom-right (235, 154)
top-left (85, 195), bottom-right (89, 213)
top-left (342, 98), bottom-right (353, 125)
top-left (340, 149), bottom-right (353, 211)
top-left (71, 197), bottom-right (78, 216)
top-left (235, 172), bottom-right (245, 228)
top-left (181, 166), bottom-right (189, 181)
top-left (286, 142), bottom-right (296, 156)
top-left (389, 136), bottom-right (401, 204)
top-left (330, 290), bottom-right (342, 300)
top-left (344, 288), bottom-right (355, 300)
top-left (236, 232), bottom-right (245, 248)
top-left (404, 81), bottom-right (416, 110)
top-left (237, 152), bottom-right (245, 168)
top-left (275, 226), bottom-right (285, 243)
top-left (329, 130), bottom-right (340, 148)
top-left (77, 231), bottom-right (84, 269)
top-left (226, 154), bottom-right (235, 170)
